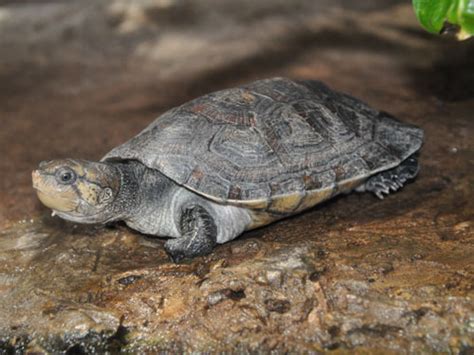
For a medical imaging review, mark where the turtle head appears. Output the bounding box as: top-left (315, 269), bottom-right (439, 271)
top-left (32, 159), bottom-right (121, 224)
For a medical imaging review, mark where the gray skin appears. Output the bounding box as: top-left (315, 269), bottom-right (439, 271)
top-left (32, 78), bottom-right (424, 262)
top-left (113, 161), bottom-right (252, 257)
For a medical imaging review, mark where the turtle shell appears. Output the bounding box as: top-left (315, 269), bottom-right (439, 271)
top-left (103, 78), bottom-right (423, 212)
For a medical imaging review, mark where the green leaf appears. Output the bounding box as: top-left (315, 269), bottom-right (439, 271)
top-left (412, 0), bottom-right (474, 39)
top-left (413, 0), bottom-right (453, 33)
top-left (458, 0), bottom-right (474, 37)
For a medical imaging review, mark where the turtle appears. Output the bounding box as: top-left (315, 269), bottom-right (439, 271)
top-left (32, 77), bottom-right (424, 262)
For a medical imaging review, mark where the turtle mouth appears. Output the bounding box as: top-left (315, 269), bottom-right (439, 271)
top-left (32, 170), bottom-right (78, 212)
top-left (35, 189), bottom-right (78, 213)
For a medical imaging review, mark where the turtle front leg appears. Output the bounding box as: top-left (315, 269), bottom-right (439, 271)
top-left (164, 205), bottom-right (217, 262)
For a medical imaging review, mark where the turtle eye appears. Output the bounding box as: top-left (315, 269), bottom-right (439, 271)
top-left (56, 168), bottom-right (76, 185)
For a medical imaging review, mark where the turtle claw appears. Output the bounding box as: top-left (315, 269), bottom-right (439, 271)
top-left (373, 184), bottom-right (389, 199)
top-left (375, 191), bottom-right (385, 200)
top-left (363, 155), bottom-right (419, 199)
top-left (164, 240), bottom-right (186, 263)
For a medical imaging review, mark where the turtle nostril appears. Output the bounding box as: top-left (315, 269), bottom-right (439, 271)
top-left (32, 170), bottom-right (42, 188)
top-left (39, 161), bottom-right (49, 169)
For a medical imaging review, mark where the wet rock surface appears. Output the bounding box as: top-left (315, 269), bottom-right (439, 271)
top-left (0, 0), bottom-right (473, 353)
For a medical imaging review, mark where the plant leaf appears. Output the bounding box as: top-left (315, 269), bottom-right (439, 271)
top-left (413, 0), bottom-right (453, 33)
top-left (458, 0), bottom-right (474, 37)
top-left (413, 0), bottom-right (474, 39)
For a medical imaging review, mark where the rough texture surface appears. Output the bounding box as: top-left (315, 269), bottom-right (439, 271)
top-left (103, 77), bottom-right (423, 206)
top-left (0, 0), bottom-right (473, 353)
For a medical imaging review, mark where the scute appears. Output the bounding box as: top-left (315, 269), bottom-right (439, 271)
top-left (102, 77), bottom-right (423, 211)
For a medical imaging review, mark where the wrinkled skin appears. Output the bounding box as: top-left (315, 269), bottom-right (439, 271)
top-left (32, 159), bottom-right (121, 224)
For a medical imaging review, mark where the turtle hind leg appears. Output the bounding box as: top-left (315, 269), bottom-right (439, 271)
top-left (360, 155), bottom-right (420, 199)
top-left (164, 205), bottom-right (217, 263)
